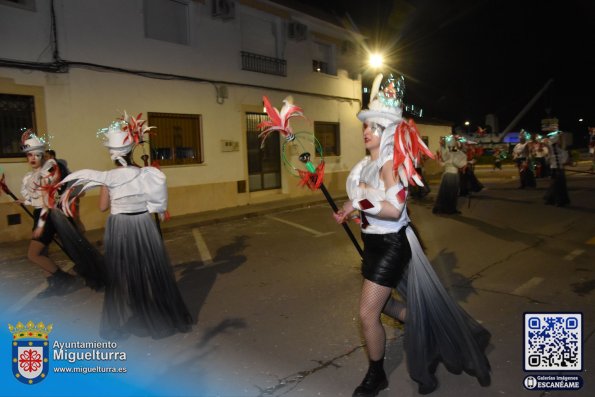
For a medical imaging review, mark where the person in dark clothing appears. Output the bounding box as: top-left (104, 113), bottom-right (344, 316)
top-left (543, 132), bottom-right (570, 207)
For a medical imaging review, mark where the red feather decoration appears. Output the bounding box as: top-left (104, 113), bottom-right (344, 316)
top-left (34, 162), bottom-right (62, 209)
top-left (393, 119), bottom-right (434, 186)
top-left (0, 173), bottom-right (7, 196)
top-left (258, 96), bottom-right (305, 147)
top-left (297, 161), bottom-right (325, 191)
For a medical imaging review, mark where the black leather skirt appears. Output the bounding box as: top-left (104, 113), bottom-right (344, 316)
top-left (361, 226), bottom-right (411, 288)
top-left (32, 208), bottom-right (56, 246)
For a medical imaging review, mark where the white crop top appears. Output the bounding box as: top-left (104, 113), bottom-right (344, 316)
top-left (61, 166), bottom-right (168, 215)
top-left (346, 156), bottom-right (410, 235)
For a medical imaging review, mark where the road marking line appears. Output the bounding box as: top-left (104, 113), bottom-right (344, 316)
top-left (7, 262), bottom-right (75, 314)
top-left (192, 228), bottom-right (213, 265)
top-left (265, 215), bottom-right (332, 237)
top-left (564, 249), bottom-right (585, 261)
top-left (512, 277), bottom-right (544, 296)
top-left (313, 232), bottom-right (335, 238)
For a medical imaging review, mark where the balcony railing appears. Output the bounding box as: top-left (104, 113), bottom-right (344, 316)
top-left (312, 59), bottom-right (329, 74)
top-left (241, 51), bottom-right (287, 77)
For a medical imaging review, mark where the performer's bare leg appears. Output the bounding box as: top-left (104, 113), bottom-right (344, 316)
top-left (27, 240), bottom-right (58, 276)
top-left (28, 240), bottom-right (75, 298)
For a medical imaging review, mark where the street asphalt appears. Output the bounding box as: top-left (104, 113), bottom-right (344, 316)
top-left (1, 162), bottom-right (593, 397)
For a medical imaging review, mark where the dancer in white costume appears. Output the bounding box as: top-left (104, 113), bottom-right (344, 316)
top-left (61, 113), bottom-right (192, 339)
top-left (432, 135), bottom-right (467, 214)
top-left (18, 130), bottom-right (78, 297)
top-left (334, 74), bottom-right (491, 396)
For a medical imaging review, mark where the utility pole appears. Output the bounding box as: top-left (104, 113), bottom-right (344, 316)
top-left (500, 79), bottom-right (554, 138)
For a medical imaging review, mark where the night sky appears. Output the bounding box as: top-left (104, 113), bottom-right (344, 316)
top-left (274, 0), bottom-right (595, 146)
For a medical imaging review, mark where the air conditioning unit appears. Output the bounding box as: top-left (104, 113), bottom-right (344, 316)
top-left (287, 21), bottom-right (308, 41)
top-left (212, 0), bottom-right (235, 20)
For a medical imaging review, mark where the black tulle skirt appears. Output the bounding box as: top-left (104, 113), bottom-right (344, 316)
top-left (394, 226), bottom-right (491, 392)
top-left (49, 209), bottom-right (105, 290)
top-left (433, 173), bottom-right (460, 214)
top-left (544, 169), bottom-right (570, 206)
top-left (100, 212), bottom-right (192, 340)
top-left (459, 168), bottom-right (484, 197)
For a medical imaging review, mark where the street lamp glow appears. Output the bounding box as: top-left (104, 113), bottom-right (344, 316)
top-left (464, 121), bottom-right (470, 126)
top-left (369, 53), bottom-right (384, 69)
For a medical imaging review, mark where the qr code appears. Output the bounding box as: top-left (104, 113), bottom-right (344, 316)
top-left (524, 313), bottom-right (582, 371)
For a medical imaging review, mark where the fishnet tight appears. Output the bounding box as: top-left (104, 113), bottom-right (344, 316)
top-left (359, 280), bottom-right (407, 361)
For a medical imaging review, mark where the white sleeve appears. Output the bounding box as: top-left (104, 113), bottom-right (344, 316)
top-left (347, 157), bottom-right (384, 215)
top-left (352, 192), bottom-right (382, 215)
top-left (141, 167), bottom-right (168, 213)
top-left (352, 184), bottom-right (407, 216)
top-left (384, 184), bottom-right (406, 213)
top-left (346, 157), bottom-right (369, 201)
top-left (21, 172), bottom-right (33, 205)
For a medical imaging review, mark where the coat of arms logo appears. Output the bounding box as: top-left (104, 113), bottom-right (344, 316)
top-left (8, 321), bottom-right (52, 384)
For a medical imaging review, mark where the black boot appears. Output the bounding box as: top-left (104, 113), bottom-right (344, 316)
top-left (353, 359), bottom-right (388, 397)
top-left (37, 274), bottom-right (59, 298)
top-left (54, 268), bottom-right (77, 294)
top-left (37, 269), bottom-right (76, 298)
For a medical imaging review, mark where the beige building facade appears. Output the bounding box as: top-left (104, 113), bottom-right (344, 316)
top-left (0, 0), bottom-right (451, 243)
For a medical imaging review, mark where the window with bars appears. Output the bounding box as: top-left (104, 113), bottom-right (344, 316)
top-left (314, 121), bottom-right (340, 157)
top-left (312, 59), bottom-right (329, 74)
top-left (0, 94), bottom-right (36, 158)
top-left (240, 12), bottom-right (286, 77)
top-left (312, 42), bottom-right (335, 75)
top-left (147, 112), bottom-right (202, 166)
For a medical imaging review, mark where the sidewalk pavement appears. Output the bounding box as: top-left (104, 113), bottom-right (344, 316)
top-left (0, 193), bottom-right (341, 261)
top-left (163, 193), bottom-right (337, 231)
top-left (163, 162), bottom-right (543, 232)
